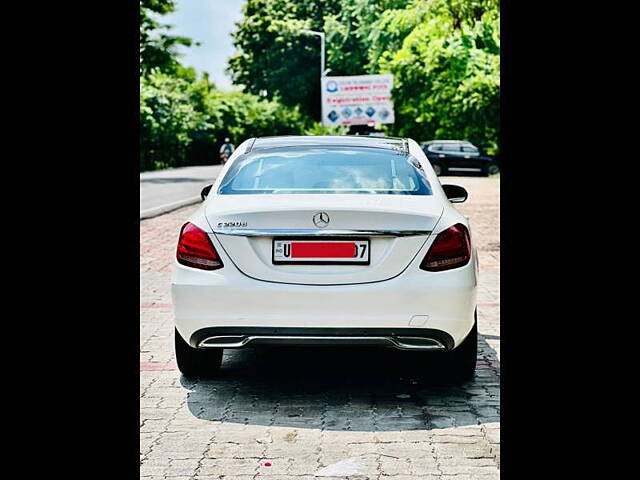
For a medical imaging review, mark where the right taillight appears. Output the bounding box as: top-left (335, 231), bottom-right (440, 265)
top-left (420, 223), bottom-right (471, 272)
top-left (176, 222), bottom-right (224, 270)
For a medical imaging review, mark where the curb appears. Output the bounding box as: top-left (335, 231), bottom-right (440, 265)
top-left (140, 196), bottom-right (201, 221)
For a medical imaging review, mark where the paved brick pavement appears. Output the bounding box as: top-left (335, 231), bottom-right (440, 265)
top-left (140, 176), bottom-right (500, 479)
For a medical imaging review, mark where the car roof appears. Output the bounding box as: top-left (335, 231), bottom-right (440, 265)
top-left (248, 135), bottom-right (408, 155)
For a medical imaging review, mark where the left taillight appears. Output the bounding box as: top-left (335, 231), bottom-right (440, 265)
top-left (176, 222), bottom-right (223, 270)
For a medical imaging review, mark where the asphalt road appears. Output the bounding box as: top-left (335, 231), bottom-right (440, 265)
top-left (140, 164), bottom-right (224, 219)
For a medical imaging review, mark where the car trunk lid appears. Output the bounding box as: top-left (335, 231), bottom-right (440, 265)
top-left (205, 194), bottom-right (443, 285)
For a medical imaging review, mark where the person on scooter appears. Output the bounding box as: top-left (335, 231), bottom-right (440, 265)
top-left (219, 137), bottom-right (235, 164)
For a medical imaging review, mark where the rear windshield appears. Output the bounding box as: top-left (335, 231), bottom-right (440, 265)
top-left (218, 147), bottom-right (433, 195)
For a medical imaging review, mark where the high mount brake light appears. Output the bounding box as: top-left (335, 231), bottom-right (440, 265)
top-left (176, 222), bottom-right (224, 270)
top-left (420, 223), bottom-right (471, 272)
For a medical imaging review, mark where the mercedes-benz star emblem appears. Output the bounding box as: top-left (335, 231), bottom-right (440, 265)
top-left (313, 212), bottom-right (330, 228)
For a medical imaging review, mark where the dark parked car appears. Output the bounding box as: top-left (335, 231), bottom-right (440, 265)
top-left (422, 140), bottom-right (499, 177)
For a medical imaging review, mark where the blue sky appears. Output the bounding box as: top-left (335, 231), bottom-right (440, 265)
top-left (162, 0), bottom-right (246, 90)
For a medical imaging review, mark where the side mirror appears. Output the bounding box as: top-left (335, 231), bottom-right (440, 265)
top-left (442, 184), bottom-right (468, 203)
top-left (201, 184), bottom-right (213, 201)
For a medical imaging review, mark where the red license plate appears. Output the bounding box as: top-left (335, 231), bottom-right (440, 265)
top-left (273, 239), bottom-right (370, 264)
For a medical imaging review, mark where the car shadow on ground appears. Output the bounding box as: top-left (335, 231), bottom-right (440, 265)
top-left (182, 335), bottom-right (499, 431)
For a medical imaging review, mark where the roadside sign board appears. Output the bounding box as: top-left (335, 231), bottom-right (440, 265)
top-left (321, 74), bottom-right (395, 127)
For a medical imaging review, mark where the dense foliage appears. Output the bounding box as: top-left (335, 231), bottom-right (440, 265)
top-left (372, 0), bottom-right (500, 153)
top-left (229, 0), bottom-right (500, 154)
top-left (140, 0), bottom-right (195, 76)
top-left (141, 0), bottom-right (500, 171)
top-left (140, 71), bottom-right (307, 170)
top-left (228, 1), bottom-right (342, 120)
top-left (139, 0), bottom-right (308, 171)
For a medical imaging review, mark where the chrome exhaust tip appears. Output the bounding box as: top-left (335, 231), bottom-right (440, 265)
top-left (392, 336), bottom-right (446, 351)
top-left (198, 336), bottom-right (248, 348)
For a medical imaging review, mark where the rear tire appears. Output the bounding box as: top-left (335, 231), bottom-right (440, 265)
top-left (445, 314), bottom-right (477, 382)
top-left (484, 163), bottom-right (499, 176)
top-left (175, 328), bottom-right (223, 378)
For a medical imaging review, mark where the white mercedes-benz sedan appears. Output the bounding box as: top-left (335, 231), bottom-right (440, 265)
top-left (171, 136), bottom-right (478, 380)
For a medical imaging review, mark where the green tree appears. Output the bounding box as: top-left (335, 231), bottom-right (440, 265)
top-left (185, 89), bottom-right (309, 167)
top-left (140, 70), bottom-right (310, 171)
top-left (140, 71), bottom-right (201, 170)
top-left (228, 0), bottom-right (499, 153)
top-left (228, 1), bottom-right (412, 119)
top-left (228, 0), bottom-right (345, 120)
top-left (140, 0), bottom-right (311, 171)
top-left (372, 1), bottom-right (500, 153)
top-left (140, 0), bottom-right (197, 75)
top-left (141, 0), bottom-right (500, 171)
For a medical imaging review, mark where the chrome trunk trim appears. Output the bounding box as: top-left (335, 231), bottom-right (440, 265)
top-left (211, 229), bottom-right (432, 237)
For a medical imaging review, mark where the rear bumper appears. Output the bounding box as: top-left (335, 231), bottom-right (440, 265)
top-left (171, 248), bottom-right (478, 348)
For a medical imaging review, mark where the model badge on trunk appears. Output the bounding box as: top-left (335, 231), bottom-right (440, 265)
top-left (217, 221), bottom-right (248, 228)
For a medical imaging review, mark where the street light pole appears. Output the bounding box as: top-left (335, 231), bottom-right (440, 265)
top-left (299, 29), bottom-right (328, 77)
top-left (300, 29), bottom-right (330, 123)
